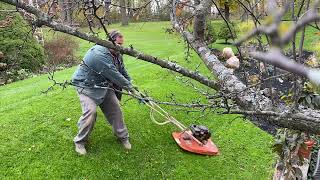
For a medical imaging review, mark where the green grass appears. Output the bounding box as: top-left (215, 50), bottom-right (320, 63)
top-left (1, 22), bottom-right (274, 179)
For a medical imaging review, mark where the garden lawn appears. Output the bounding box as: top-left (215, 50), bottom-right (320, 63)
top-left (0, 21), bottom-right (274, 179)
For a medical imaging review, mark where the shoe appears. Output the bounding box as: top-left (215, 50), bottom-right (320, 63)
top-left (75, 143), bottom-right (87, 155)
top-left (121, 139), bottom-right (132, 150)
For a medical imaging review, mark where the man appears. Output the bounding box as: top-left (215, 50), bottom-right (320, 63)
top-left (72, 30), bottom-right (136, 155)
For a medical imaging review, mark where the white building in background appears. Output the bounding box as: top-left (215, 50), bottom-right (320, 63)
top-left (211, 6), bottom-right (219, 18)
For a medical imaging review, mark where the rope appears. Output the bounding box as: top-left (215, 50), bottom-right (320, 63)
top-left (142, 97), bottom-right (187, 130)
top-left (138, 92), bottom-right (205, 146)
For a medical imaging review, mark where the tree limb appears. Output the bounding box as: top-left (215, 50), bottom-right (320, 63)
top-left (170, 0), bottom-right (320, 134)
top-left (1, 0), bottom-right (218, 90)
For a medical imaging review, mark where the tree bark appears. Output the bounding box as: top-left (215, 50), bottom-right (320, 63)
top-left (126, 0), bottom-right (131, 17)
top-left (59, 0), bottom-right (72, 24)
top-left (193, 0), bottom-right (212, 40)
top-left (120, 0), bottom-right (128, 26)
top-left (59, 0), bottom-right (66, 22)
top-left (224, 1), bottom-right (230, 21)
top-left (154, 0), bottom-right (161, 15)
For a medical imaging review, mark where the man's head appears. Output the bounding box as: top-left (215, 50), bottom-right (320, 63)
top-left (109, 30), bottom-right (124, 45)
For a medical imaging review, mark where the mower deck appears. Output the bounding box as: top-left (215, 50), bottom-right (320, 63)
top-left (172, 131), bottom-right (219, 156)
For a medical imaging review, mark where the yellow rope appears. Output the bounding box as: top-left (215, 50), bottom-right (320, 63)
top-left (144, 100), bottom-right (186, 130)
top-left (140, 95), bottom-right (204, 146)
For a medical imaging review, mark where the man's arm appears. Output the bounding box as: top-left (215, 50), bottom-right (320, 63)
top-left (121, 63), bottom-right (131, 82)
top-left (90, 52), bottom-right (133, 91)
top-left (118, 55), bottom-right (131, 82)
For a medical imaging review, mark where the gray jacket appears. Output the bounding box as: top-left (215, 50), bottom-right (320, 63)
top-left (72, 45), bottom-right (132, 104)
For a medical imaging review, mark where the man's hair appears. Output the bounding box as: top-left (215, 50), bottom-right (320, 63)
top-left (109, 30), bottom-right (121, 41)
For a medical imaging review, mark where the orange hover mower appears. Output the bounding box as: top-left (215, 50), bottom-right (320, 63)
top-left (137, 91), bottom-right (219, 156)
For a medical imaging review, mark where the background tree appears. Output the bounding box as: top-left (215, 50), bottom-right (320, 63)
top-left (217, 0), bottom-right (238, 21)
top-left (120, 0), bottom-right (128, 25)
top-left (217, 22), bottom-right (237, 43)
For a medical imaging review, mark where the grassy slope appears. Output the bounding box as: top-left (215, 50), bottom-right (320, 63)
top-left (0, 22), bottom-right (274, 179)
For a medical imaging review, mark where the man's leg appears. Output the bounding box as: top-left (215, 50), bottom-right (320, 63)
top-left (99, 90), bottom-right (130, 149)
top-left (74, 93), bottom-right (97, 154)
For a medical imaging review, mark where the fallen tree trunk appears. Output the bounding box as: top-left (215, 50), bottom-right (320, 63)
top-left (171, 0), bottom-right (320, 134)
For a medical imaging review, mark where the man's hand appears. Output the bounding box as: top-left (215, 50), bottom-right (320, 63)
top-left (128, 84), bottom-right (141, 96)
top-left (128, 86), bottom-right (150, 103)
top-left (128, 88), bottom-right (139, 96)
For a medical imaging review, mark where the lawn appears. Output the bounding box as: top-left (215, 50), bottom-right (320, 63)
top-left (0, 21), bottom-right (275, 179)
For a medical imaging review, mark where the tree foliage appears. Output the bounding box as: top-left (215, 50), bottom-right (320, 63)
top-left (0, 3), bottom-right (44, 72)
top-left (217, 22), bottom-right (237, 43)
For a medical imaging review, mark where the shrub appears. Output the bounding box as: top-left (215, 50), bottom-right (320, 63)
top-left (310, 42), bottom-right (320, 59)
top-left (217, 22), bottom-right (238, 43)
top-left (278, 23), bottom-right (291, 36)
top-left (7, 68), bottom-right (32, 81)
top-left (44, 34), bottom-right (79, 66)
top-left (237, 21), bottom-right (255, 36)
top-left (0, 8), bottom-right (45, 72)
top-left (0, 2), bottom-right (45, 84)
top-left (205, 23), bottom-right (218, 44)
